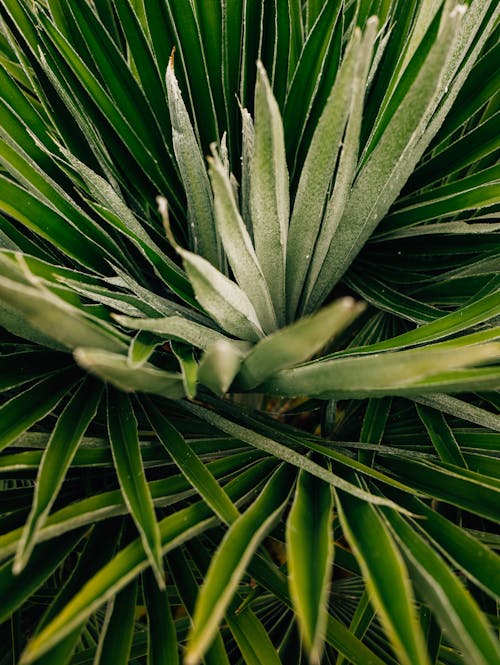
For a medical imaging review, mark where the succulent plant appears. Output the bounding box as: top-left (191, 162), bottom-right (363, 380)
top-left (0, 1), bottom-right (499, 664)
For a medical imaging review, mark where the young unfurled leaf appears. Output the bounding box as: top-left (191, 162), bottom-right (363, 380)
top-left (166, 54), bottom-right (220, 267)
top-left (250, 62), bottom-right (289, 326)
top-left (74, 348), bottom-right (185, 398)
top-left (238, 297), bottom-right (365, 389)
top-left (179, 247), bottom-right (264, 342)
top-left (208, 145), bottom-right (277, 333)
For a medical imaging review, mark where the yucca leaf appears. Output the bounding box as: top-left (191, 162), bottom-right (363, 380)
top-left (165, 54), bottom-right (220, 267)
top-left (198, 340), bottom-right (246, 396)
top-left (107, 388), bottom-right (165, 587)
top-left (182, 400), bottom-right (412, 511)
top-left (114, 313), bottom-right (248, 351)
top-left (390, 492), bottom-right (500, 601)
top-left (0, 530), bottom-right (86, 625)
top-left (250, 61), bottom-right (289, 326)
top-left (19, 460), bottom-right (275, 663)
top-left (93, 577), bottom-right (138, 665)
top-left (0, 453), bottom-right (263, 561)
top-left (303, 18), bottom-right (379, 306)
top-left (128, 331), bottom-right (159, 367)
top-left (380, 454), bottom-right (500, 523)
top-left (0, 261), bottom-right (128, 353)
top-left (285, 28), bottom-right (359, 319)
top-left (336, 485), bottom-right (430, 665)
top-left (208, 144), bottom-right (278, 333)
top-left (416, 404), bottom-right (468, 468)
top-left (178, 246), bottom-right (264, 341)
top-left (414, 393), bottom-right (500, 431)
top-left (238, 297), bottom-right (365, 389)
top-left (13, 378), bottom-right (102, 573)
top-left (249, 553), bottom-right (387, 665)
top-left (287, 471), bottom-right (334, 664)
top-left (143, 568), bottom-right (179, 665)
top-left (184, 464), bottom-right (294, 665)
top-left (309, 5), bottom-right (467, 311)
top-left (383, 507), bottom-right (500, 665)
top-left (262, 341), bottom-right (500, 398)
top-left (226, 602), bottom-right (282, 665)
top-left (0, 369), bottom-right (80, 453)
top-left (143, 399), bottom-right (239, 525)
top-left (171, 341), bottom-right (198, 398)
top-left (74, 347), bottom-right (185, 398)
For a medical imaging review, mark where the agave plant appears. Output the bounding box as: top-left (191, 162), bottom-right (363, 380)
top-left (0, 0), bottom-right (499, 664)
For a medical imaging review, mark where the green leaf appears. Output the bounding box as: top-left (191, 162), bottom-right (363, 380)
top-left (0, 368), bottom-right (80, 453)
top-left (184, 464), bottom-right (294, 665)
top-left (250, 61), bottom-right (289, 326)
top-left (171, 341), bottom-right (198, 398)
top-left (18, 460), bottom-right (274, 663)
top-left (0, 529), bottom-right (86, 624)
top-left (208, 144), bottom-right (277, 333)
top-left (13, 378), bottom-right (102, 572)
top-left (143, 399), bottom-right (239, 525)
top-left (93, 577), bottom-right (138, 665)
top-left (414, 394), bottom-right (500, 432)
top-left (226, 601), bottom-right (283, 665)
top-left (262, 341), bottom-right (500, 398)
top-left (198, 340), bottom-right (246, 396)
top-left (178, 246), bottom-right (264, 341)
top-left (383, 507), bottom-right (500, 665)
top-left (0, 261), bottom-right (127, 353)
top-left (287, 471), bottom-right (334, 664)
top-left (143, 568), bottom-right (179, 665)
top-left (416, 404), bottom-right (468, 468)
top-left (309, 6), bottom-right (467, 311)
top-left (107, 387), bottom-right (164, 587)
top-left (336, 485), bottom-right (430, 665)
top-left (74, 347), bottom-right (185, 398)
top-left (238, 297), bottom-right (365, 389)
top-left (165, 55), bottom-right (220, 267)
top-left (113, 314), bottom-right (248, 351)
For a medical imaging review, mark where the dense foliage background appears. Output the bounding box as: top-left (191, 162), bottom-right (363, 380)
top-left (0, 1), bottom-right (499, 664)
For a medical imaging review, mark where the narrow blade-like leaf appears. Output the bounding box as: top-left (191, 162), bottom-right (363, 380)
top-left (287, 471), bottom-right (334, 663)
top-left (107, 387), bottom-right (164, 587)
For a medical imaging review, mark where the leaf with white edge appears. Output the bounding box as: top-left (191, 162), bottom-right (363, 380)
top-left (107, 388), bottom-right (164, 588)
top-left (74, 348), bottom-right (185, 398)
top-left (93, 578), bottom-right (138, 665)
top-left (240, 105), bottom-right (254, 233)
top-left (184, 464), bottom-right (294, 665)
top-left (0, 273), bottom-right (127, 353)
top-left (143, 399), bottom-right (240, 525)
top-left (308, 6), bottom-right (467, 312)
top-left (226, 601), bottom-right (282, 665)
top-left (287, 471), bottom-right (333, 664)
top-left (13, 378), bottom-right (102, 573)
top-left (250, 61), bottom-right (289, 326)
top-left (0, 368), bottom-right (80, 453)
top-left (304, 19), bottom-right (379, 306)
top-left (171, 341), bottom-right (198, 399)
top-left (198, 341), bottom-right (246, 396)
top-left (178, 247), bottom-right (264, 342)
top-left (143, 568), bottom-right (179, 665)
top-left (127, 331), bottom-right (159, 367)
top-left (18, 461), bottom-right (275, 664)
top-left (416, 404), bottom-right (468, 468)
top-left (238, 297), bottom-right (365, 389)
top-left (286, 28), bottom-right (360, 319)
top-left (336, 487), bottom-right (430, 665)
top-left (208, 145), bottom-right (277, 333)
top-left (113, 314), bottom-right (250, 352)
top-left (383, 507), bottom-right (500, 665)
top-left (262, 342), bottom-right (500, 398)
top-left (166, 53), bottom-right (220, 267)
